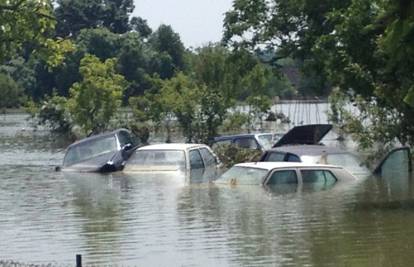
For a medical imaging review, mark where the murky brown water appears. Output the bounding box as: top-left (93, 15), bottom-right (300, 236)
top-left (1, 113), bottom-right (414, 266)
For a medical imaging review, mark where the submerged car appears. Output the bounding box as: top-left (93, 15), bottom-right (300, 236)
top-left (212, 133), bottom-right (281, 151)
top-left (123, 143), bottom-right (222, 182)
top-left (215, 162), bottom-right (357, 187)
top-left (62, 129), bottom-right (139, 172)
top-left (259, 124), bottom-right (411, 178)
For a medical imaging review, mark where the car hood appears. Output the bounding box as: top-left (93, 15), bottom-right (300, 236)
top-left (273, 124), bottom-right (333, 147)
top-left (62, 151), bottom-right (118, 172)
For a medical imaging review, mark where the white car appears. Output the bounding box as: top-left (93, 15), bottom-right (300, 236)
top-left (123, 143), bottom-right (222, 182)
top-left (215, 162), bottom-right (357, 187)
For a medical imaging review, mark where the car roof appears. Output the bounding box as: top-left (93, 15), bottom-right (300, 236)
top-left (214, 133), bottom-right (273, 141)
top-left (234, 161), bottom-right (343, 171)
top-left (66, 128), bottom-right (129, 149)
top-left (137, 143), bottom-right (207, 151)
top-left (267, 145), bottom-right (347, 156)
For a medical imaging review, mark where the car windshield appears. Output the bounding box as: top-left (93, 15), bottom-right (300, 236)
top-left (63, 136), bottom-right (118, 166)
top-left (127, 150), bottom-right (186, 169)
top-left (257, 134), bottom-right (273, 150)
top-left (326, 153), bottom-right (370, 175)
top-left (216, 166), bottom-right (268, 185)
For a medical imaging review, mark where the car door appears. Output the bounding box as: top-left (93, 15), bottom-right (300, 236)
top-left (189, 148), bottom-right (206, 182)
top-left (373, 147), bottom-right (411, 179)
top-left (299, 169), bottom-right (337, 191)
top-left (263, 169), bottom-right (299, 194)
top-left (199, 147), bottom-right (220, 180)
top-left (118, 130), bottom-right (138, 159)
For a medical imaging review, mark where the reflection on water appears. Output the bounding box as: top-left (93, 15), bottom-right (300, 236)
top-left (1, 113), bottom-right (414, 266)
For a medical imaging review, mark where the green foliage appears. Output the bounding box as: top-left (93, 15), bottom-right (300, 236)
top-left (246, 95), bottom-right (272, 130)
top-left (132, 72), bottom-right (229, 144)
top-left (27, 94), bottom-right (72, 133)
top-left (328, 89), bottom-right (407, 150)
top-left (0, 57), bottom-right (37, 97)
top-left (220, 111), bottom-right (249, 133)
top-left (213, 144), bottom-right (262, 169)
top-left (224, 0), bottom-right (414, 147)
top-left (0, 73), bottom-right (25, 110)
top-left (0, 0), bottom-right (54, 62)
top-left (149, 25), bottom-right (186, 77)
top-left (194, 85), bottom-right (228, 144)
top-left (0, 0), bottom-right (74, 66)
top-left (117, 32), bottom-right (152, 97)
top-left (130, 17), bottom-right (152, 38)
top-left (55, 0), bottom-right (134, 36)
top-left (76, 28), bottom-right (122, 60)
top-left (67, 54), bottom-right (127, 134)
top-left (160, 73), bottom-right (200, 142)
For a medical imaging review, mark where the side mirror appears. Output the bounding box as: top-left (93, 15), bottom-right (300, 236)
top-left (122, 143), bottom-right (133, 151)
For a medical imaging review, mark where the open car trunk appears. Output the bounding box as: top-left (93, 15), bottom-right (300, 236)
top-left (273, 124), bottom-right (333, 147)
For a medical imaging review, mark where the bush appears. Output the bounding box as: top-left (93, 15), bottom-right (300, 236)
top-left (26, 94), bottom-right (72, 134)
top-left (213, 144), bottom-right (262, 169)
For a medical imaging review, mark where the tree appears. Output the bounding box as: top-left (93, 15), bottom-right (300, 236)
top-left (76, 28), bottom-right (121, 60)
top-left (0, 0), bottom-right (73, 65)
top-left (223, 0), bottom-right (348, 96)
top-left (55, 0), bottom-right (134, 37)
top-left (117, 32), bottom-right (152, 97)
top-left (149, 25), bottom-right (187, 76)
top-left (67, 54), bottom-right (127, 134)
top-left (0, 73), bottom-right (24, 110)
top-left (27, 93), bottom-right (72, 133)
top-left (0, 57), bottom-right (37, 98)
top-left (0, 0), bottom-right (54, 62)
top-left (160, 73), bottom-right (199, 142)
top-left (246, 95), bottom-right (271, 131)
top-left (130, 16), bottom-right (152, 38)
top-left (224, 0), bottom-right (414, 147)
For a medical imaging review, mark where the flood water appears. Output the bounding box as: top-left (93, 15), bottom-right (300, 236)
top-left (1, 113), bottom-right (414, 266)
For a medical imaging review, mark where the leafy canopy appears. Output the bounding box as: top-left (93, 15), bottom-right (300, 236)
top-left (67, 54), bottom-right (127, 134)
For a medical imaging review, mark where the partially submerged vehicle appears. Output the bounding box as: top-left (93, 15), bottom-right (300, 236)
top-left (212, 133), bottom-right (281, 151)
top-left (215, 162), bottom-right (357, 187)
top-left (62, 129), bottom-right (139, 172)
top-left (259, 124), bottom-right (411, 178)
top-left (123, 143), bottom-right (222, 182)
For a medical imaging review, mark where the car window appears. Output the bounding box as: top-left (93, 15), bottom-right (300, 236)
top-left (199, 148), bottom-right (216, 167)
top-left (234, 137), bottom-right (259, 149)
top-left (216, 166), bottom-right (268, 185)
top-left (127, 150), bottom-right (185, 166)
top-left (286, 153), bottom-right (301, 162)
top-left (63, 136), bottom-right (118, 166)
top-left (118, 131), bottom-right (133, 147)
top-left (190, 149), bottom-right (205, 169)
top-left (301, 170), bottom-right (337, 185)
top-left (257, 134), bottom-right (273, 150)
top-left (266, 170), bottom-right (298, 185)
top-left (264, 152), bottom-right (286, 162)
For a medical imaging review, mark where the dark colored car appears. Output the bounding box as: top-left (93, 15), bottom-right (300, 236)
top-left (212, 133), bottom-right (281, 151)
top-left (259, 124), bottom-right (411, 178)
top-left (62, 129), bottom-right (139, 172)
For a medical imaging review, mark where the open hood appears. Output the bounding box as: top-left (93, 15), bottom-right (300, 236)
top-left (273, 124), bottom-right (333, 147)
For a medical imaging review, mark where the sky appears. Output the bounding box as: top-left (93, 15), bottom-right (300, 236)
top-left (132, 0), bottom-right (234, 48)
